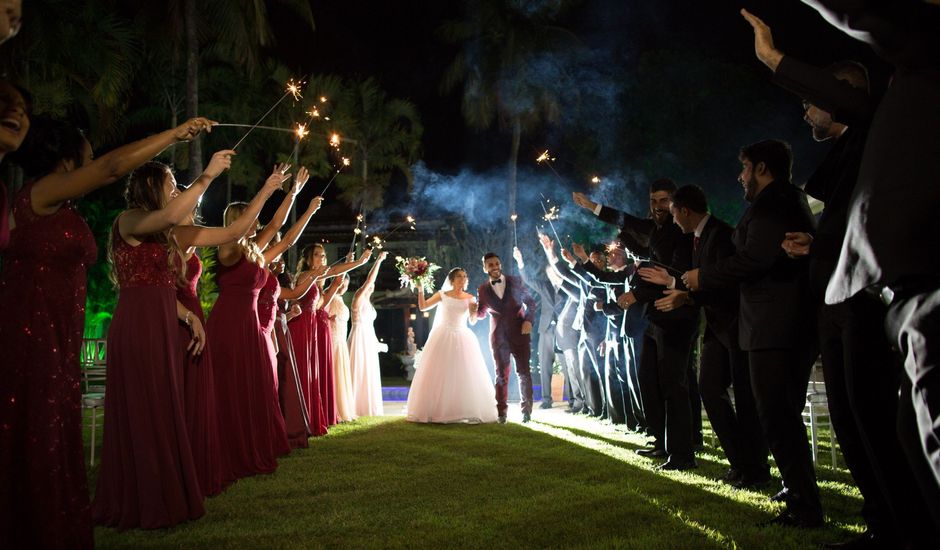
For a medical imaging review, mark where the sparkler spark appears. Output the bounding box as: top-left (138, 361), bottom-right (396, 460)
top-left (320, 96), bottom-right (328, 103)
top-left (510, 214), bottom-right (518, 221)
top-left (329, 133), bottom-right (341, 148)
top-left (342, 157), bottom-right (351, 167)
top-left (307, 108), bottom-right (320, 119)
top-left (356, 214), bottom-right (365, 222)
top-left (406, 215), bottom-right (415, 223)
top-left (591, 176), bottom-right (601, 184)
top-left (536, 150), bottom-right (555, 164)
top-left (294, 123), bottom-right (309, 140)
top-left (286, 79), bottom-right (304, 101)
top-left (542, 206), bottom-right (560, 221)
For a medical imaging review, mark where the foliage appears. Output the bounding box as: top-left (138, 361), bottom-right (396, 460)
top-left (197, 247), bottom-right (219, 318)
top-left (77, 188), bottom-right (125, 338)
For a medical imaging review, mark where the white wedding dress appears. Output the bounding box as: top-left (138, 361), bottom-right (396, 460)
top-left (348, 298), bottom-right (384, 417)
top-left (328, 295), bottom-right (357, 422)
top-left (405, 292), bottom-right (498, 424)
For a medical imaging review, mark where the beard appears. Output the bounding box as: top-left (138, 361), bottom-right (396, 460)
top-left (743, 174), bottom-right (760, 202)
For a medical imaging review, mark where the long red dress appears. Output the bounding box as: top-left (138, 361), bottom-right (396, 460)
top-left (93, 220), bottom-right (204, 529)
top-left (0, 182), bottom-right (95, 549)
top-left (269, 274), bottom-right (309, 448)
top-left (316, 297), bottom-right (338, 427)
top-left (287, 284), bottom-right (328, 436)
top-left (208, 255), bottom-right (289, 480)
top-left (176, 253), bottom-right (227, 497)
top-left (257, 271), bottom-right (291, 458)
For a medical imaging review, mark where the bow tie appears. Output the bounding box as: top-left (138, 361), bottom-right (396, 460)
top-left (491, 279), bottom-right (502, 285)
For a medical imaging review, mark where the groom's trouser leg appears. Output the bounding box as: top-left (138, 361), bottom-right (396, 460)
top-left (538, 331), bottom-right (554, 403)
top-left (493, 344), bottom-right (513, 418)
top-left (562, 348), bottom-right (583, 410)
top-left (511, 337), bottom-right (533, 415)
top-left (604, 345), bottom-right (627, 424)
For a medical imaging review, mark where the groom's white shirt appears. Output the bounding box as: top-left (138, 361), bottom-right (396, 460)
top-left (490, 277), bottom-right (505, 300)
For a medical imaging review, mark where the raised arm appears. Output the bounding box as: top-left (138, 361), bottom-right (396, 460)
top-left (326, 247), bottom-right (374, 278)
top-left (119, 150), bottom-right (232, 241)
top-left (319, 275), bottom-right (344, 311)
top-left (32, 117), bottom-right (214, 213)
top-left (263, 194), bottom-right (323, 263)
top-left (279, 265), bottom-right (326, 300)
top-left (173, 163), bottom-right (286, 250)
top-left (417, 284), bottom-right (442, 312)
top-left (255, 163), bottom-right (303, 249)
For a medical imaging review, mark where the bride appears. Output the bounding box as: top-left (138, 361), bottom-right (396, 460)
top-left (405, 268), bottom-right (498, 424)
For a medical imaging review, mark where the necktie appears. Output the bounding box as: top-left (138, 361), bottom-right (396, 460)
top-left (491, 279), bottom-right (502, 285)
top-left (693, 236), bottom-right (700, 252)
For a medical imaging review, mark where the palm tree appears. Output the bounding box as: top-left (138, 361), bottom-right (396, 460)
top-left (439, 0), bottom-right (579, 219)
top-left (333, 78), bottom-right (423, 212)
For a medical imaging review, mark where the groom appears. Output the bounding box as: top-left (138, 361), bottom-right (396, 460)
top-left (472, 252), bottom-right (537, 423)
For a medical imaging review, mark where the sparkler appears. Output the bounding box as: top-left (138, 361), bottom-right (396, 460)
top-left (294, 123), bottom-right (309, 140)
top-left (232, 77), bottom-right (306, 150)
top-left (536, 149), bottom-right (564, 182)
top-left (591, 176), bottom-right (601, 185)
top-left (348, 212), bottom-right (365, 256)
top-left (510, 213), bottom-right (518, 247)
top-left (329, 133), bottom-right (341, 148)
top-left (624, 249), bottom-right (684, 275)
top-left (538, 193), bottom-right (562, 245)
top-left (320, 155), bottom-right (351, 195)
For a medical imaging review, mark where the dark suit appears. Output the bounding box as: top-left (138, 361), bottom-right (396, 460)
top-left (555, 278), bottom-right (585, 411)
top-left (555, 260), bottom-right (606, 416)
top-left (804, 0), bottom-right (940, 533)
top-left (477, 275), bottom-right (537, 417)
top-left (520, 265), bottom-right (564, 405)
top-left (690, 215), bottom-right (768, 478)
top-left (774, 53), bottom-right (934, 541)
top-left (598, 206), bottom-right (699, 460)
top-left (699, 179), bottom-right (821, 522)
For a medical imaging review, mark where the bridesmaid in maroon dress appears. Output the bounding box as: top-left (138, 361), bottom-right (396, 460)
top-left (316, 273), bottom-right (348, 426)
top-left (170, 172), bottom-right (282, 496)
top-left (293, 245), bottom-right (372, 432)
top-left (273, 261), bottom-right (320, 447)
top-left (288, 268), bottom-right (328, 437)
top-left (1, 114), bottom-right (212, 547)
top-left (93, 153), bottom-right (228, 530)
top-left (208, 164), bottom-right (312, 480)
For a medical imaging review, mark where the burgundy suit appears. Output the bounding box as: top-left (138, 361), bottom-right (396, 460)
top-left (476, 274), bottom-right (537, 416)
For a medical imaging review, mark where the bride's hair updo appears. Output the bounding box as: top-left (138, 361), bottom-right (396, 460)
top-left (447, 268), bottom-right (466, 282)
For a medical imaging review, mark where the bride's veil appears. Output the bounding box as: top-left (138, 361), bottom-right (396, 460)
top-left (428, 272), bottom-right (453, 332)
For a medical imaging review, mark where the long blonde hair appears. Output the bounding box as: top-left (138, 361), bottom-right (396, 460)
top-left (223, 201), bottom-right (265, 266)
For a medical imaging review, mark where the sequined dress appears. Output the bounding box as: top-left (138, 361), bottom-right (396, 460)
top-left (176, 252), bottom-right (227, 497)
top-left (0, 182), bottom-right (95, 548)
top-left (287, 283), bottom-right (328, 436)
top-left (208, 255), bottom-right (289, 480)
top-left (93, 218), bottom-right (204, 529)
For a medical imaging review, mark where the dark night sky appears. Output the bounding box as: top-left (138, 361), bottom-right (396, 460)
top-left (268, 0), bottom-right (888, 174)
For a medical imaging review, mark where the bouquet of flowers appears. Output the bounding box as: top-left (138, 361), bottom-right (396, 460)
top-left (395, 256), bottom-right (440, 292)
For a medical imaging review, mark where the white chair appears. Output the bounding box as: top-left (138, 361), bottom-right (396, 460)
top-left (80, 338), bottom-right (107, 466)
top-left (803, 362), bottom-right (839, 468)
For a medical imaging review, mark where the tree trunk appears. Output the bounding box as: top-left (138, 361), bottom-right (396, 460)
top-left (184, 0), bottom-right (202, 183)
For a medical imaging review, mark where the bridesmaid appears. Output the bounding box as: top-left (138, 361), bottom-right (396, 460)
top-left (209, 164), bottom-right (304, 480)
top-left (349, 251), bottom-right (389, 417)
top-left (315, 272), bottom-right (347, 426)
top-left (0, 80), bottom-right (28, 251)
top-left (1, 114), bottom-right (211, 547)
top-left (170, 168), bottom-right (283, 497)
top-left (326, 275), bottom-right (358, 422)
top-left (293, 245), bottom-right (372, 433)
top-left (93, 150), bottom-right (229, 529)
top-left (272, 256), bottom-right (322, 448)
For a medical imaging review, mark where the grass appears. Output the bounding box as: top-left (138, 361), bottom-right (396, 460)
top-left (85, 408), bottom-right (864, 549)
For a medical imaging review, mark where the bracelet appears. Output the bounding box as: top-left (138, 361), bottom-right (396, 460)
top-left (184, 311), bottom-right (192, 326)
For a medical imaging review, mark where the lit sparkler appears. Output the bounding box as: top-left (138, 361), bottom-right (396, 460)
top-left (232, 76), bottom-right (307, 150)
top-left (342, 157), bottom-right (351, 167)
top-left (591, 176), bottom-right (601, 185)
top-left (535, 148), bottom-right (564, 182)
top-left (510, 213), bottom-right (518, 247)
top-left (294, 123), bottom-right (309, 140)
top-left (538, 193), bottom-right (563, 245)
top-left (329, 133), bottom-right (341, 148)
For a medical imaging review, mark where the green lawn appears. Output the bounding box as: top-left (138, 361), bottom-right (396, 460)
top-left (85, 409), bottom-right (863, 549)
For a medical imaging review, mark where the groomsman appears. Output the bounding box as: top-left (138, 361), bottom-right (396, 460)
top-left (574, 180), bottom-right (699, 470)
top-left (539, 237), bottom-right (587, 413)
top-left (743, 6), bottom-right (940, 543)
top-left (683, 140), bottom-right (821, 527)
top-left (642, 185), bottom-right (769, 487)
top-left (514, 247), bottom-right (564, 409)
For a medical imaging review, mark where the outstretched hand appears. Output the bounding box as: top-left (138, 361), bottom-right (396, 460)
top-left (654, 289), bottom-right (690, 312)
top-left (264, 165), bottom-right (292, 192)
top-left (512, 246), bottom-right (524, 269)
top-left (572, 242), bottom-right (589, 263)
top-left (203, 149), bottom-right (235, 179)
top-left (741, 8), bottom-right (783, 71)
top-left (174, 117), bottom-right (215, 142)
top-left (638, 266), bottom-right (672, 286)
top-left (572, 192), bottom-right (598, 211)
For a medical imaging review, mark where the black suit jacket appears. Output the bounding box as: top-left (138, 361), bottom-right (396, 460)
top-left (772, 55), bottom-right (874, 300)
top-left (802, 1), bottom-right (940, 303)
top-left (476, 274), bottom-right (537, 349)
top-left (519, 265), bottom-right (563, 336)
top-left (690, 215), bottom-right (739, 342)
top-left (699, 181), bottom-right (817, 351)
